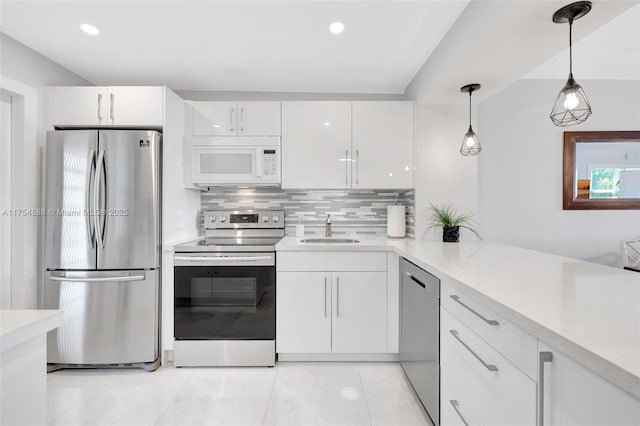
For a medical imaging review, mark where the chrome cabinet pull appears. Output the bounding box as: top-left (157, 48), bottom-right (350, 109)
top-left (229, 108), bottom-right (235, 132)
top-left (355, 149), bottom-right (359, 185)
top-left (336, 276), bottom-right (340, 317)
top-left (97, 94), bottom-right (103, 121)
top-left (109, 93), bottom-right (115, 122)
top-left (450, 400), bottom-right (470, 426)
top-left (345, 149), bottom-right (349, 185)
top-left (240, 107), bottom-right (245, 132)
top-left (450, 330), bottom-right (499, 372)
top-left (450, 295), bottom-right (500, 326)
top-left (538, 351), bottom-right (553, 426)
top-left (324, 277), bottom-right (328, 317)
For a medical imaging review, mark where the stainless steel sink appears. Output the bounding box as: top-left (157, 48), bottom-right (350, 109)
top-left (300, 238), bottom-right (360, 244)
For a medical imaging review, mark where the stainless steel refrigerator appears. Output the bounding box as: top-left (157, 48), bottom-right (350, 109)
top-left (43, 129), bottom-right (161, 370)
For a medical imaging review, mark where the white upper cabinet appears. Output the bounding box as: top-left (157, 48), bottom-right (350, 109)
top-left (106, 87), bottom-right (163, 127)
top-left (192, 102), bottom-right (238, 136)
top-left (352, 101), bottom-right (414, 189)
top-left (281, 101), bottom-right (413, 189)
top-left (281, 101), bottom-right (352, 189)
top-left (237, 102), bottom-right (281, 136)
top-left (52, 87), bottom-right (109, 126)
top-left (192, 101), bottom-right (281, 136)
top-left (51, 86), bottom-right (163, 127)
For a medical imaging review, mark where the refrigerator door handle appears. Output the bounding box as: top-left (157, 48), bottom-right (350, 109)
top-left (87, 149), bottom-right (97, 248)
top-left (49, 274), bottom-right (146, 283)
top-left (93, 150), bottom-right (106, 248)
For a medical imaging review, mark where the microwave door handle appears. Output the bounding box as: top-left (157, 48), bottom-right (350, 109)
top-left (256, 147), bottom-right (263, 180)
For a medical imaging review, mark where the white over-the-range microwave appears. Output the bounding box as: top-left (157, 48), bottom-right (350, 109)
top-left (191, 136), bottom-right (281, 186)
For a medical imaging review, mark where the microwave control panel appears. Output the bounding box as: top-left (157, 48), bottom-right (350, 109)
top-left (263, 149), bottom-right (279, 176)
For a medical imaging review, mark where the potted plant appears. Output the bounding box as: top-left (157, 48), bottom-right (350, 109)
top-left (427, 203), bottom-right (481, 243)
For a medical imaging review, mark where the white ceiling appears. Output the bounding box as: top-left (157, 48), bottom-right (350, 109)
top-left (0, 0), bottom-right (469, 94)
top-left (525, 4), bottom-right (640, 80)
top-left (404, 0), bottom-right (639, 114)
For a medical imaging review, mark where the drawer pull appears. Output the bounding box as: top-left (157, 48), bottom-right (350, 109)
top-left (450, 400), bottom-right (470, 426)
top-left (538, 351), bottom-right (553, 426)
top-left (450, 329), bottom-right (499, 372)
top-left (450, 295), bottom-right (499, 326)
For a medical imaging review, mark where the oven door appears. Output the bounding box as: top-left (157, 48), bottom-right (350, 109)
top-left (174, 252), bottom-right (275, 340)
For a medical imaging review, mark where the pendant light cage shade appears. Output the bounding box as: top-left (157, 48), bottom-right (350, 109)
top-left (460, 83), bottom-right (481, 156)
top-left (550, 76), bottom-right (592, 126)
top-left (550, 1), bottom-right (593, 127)
top-left (460, 127), bottom-right (482, 156)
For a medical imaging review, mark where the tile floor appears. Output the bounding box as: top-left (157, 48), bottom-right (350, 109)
top-left (47, 362), bottom-right (432, 426)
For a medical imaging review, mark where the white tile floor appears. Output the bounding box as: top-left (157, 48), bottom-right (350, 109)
top-left (47, 362), bottom-right (432, 426)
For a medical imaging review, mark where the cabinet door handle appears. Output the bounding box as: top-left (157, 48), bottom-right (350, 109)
top-left (109, 93), bottom-right (115, 122)
top-left (336, 276), bottom-right (340, 317)
top-left (97, 93), bottom-right (103, 121)
top-left (538, 351), bottom-right (553, 426)
top-left (229, 108), bottom-right (235, 132)
top-left (449, 400), bottom-right (470, 426)
top-left (355, 149), bottom-right (359, 185)
top-left (450, 295), bottom-right (500, 326)
top-left (324, 276), bottom-right (328, 317)
top-left (345, 149), bottom-right (349, 185)
top-left (449, 330), bottom-right (498, 372)
top-left (240, 107), bottom-right (245, 132)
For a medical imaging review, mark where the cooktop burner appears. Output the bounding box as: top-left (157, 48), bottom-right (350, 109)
top-left (175, 210), bottom-right (285, 253)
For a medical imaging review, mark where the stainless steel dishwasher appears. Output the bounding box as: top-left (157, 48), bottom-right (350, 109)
top-left (400, 257), bottom-right (440, 425)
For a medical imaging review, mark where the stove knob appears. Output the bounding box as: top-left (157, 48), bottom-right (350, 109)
top-left (272, 215), bottom-right (280, 222)
top-left (209, 216), bottom-right (216, 222)
top-left (219, 216), bottom-right (226, 222)
top-left (262, 215), bottom-right (269, 222)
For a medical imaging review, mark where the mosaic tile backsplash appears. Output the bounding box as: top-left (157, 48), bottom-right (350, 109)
top-left (201, 188), bottom-right (415, 238)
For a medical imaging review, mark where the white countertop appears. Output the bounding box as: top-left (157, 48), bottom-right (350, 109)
top-left (276, 236), bottom-right (640, 399)
top-left (0, 309), bottom-right (63, 352)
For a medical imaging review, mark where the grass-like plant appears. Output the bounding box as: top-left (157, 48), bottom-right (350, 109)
top-left (427, 202), bottom-right (481, 240)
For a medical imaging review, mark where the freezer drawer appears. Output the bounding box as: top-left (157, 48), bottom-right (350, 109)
top-left (45, 270), bottom-right (158, 365)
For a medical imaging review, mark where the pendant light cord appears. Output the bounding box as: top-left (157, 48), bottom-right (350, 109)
top-left (568, 19), bottom-right (573, 75)
top-left (468, 91), bottom-right (472, 127)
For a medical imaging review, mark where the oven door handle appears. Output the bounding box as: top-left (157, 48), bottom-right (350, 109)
top-left (174, 255), bottom-right (273, 262)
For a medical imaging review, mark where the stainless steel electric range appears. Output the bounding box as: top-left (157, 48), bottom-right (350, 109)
top-left (173, 210), bottom-right (284, 367)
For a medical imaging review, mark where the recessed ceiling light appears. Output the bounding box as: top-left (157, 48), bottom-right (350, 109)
top-left (323, 121), bottom-right (331, 127)
top-left (80, 24), bottom-right (100, 36)
top-left (329, 22), bottom-right (345, 35)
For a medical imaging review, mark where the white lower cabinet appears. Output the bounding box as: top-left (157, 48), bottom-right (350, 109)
top-left (276, 272), bottom-right (331, 353)
top-left (538, 342), bottom-right (640, 426)
top-left (276, 270), bottom-right (387, 354)
top-left (441, 308), bottom-right (536, 426)
top-left (331, 272), bottom-right (387, 353)
top-left (276, 251), bottom-right (388, 355)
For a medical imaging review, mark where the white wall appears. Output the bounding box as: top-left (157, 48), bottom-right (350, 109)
top-left (0, 33), bottom-right (90, 308)
top-left (412, 105), bottom-right (478, 240)
top-left (478, 79), bottom-right (640, 265)
top-left (0, 33), bottom-right (91, 87)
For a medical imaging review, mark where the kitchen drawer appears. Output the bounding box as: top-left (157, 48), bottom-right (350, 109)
top-left (276, 251), bottom-right (386, 272)
top-left (442, 308), bottom-right (536, 426)
top-left (441, 278), bottom-right (537, 379)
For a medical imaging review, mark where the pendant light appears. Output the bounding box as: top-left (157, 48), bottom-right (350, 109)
top-left (550, 1), bottom-right (593, 127)
top-left (460, 83), bottom-right (481, 156)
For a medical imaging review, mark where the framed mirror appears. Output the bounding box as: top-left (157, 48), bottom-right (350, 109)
top-left (563, 131), bottom-right (640, 210)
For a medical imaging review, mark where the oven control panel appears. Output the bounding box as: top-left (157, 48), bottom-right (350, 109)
top-left (204, 210), bottom-right (285, 229)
